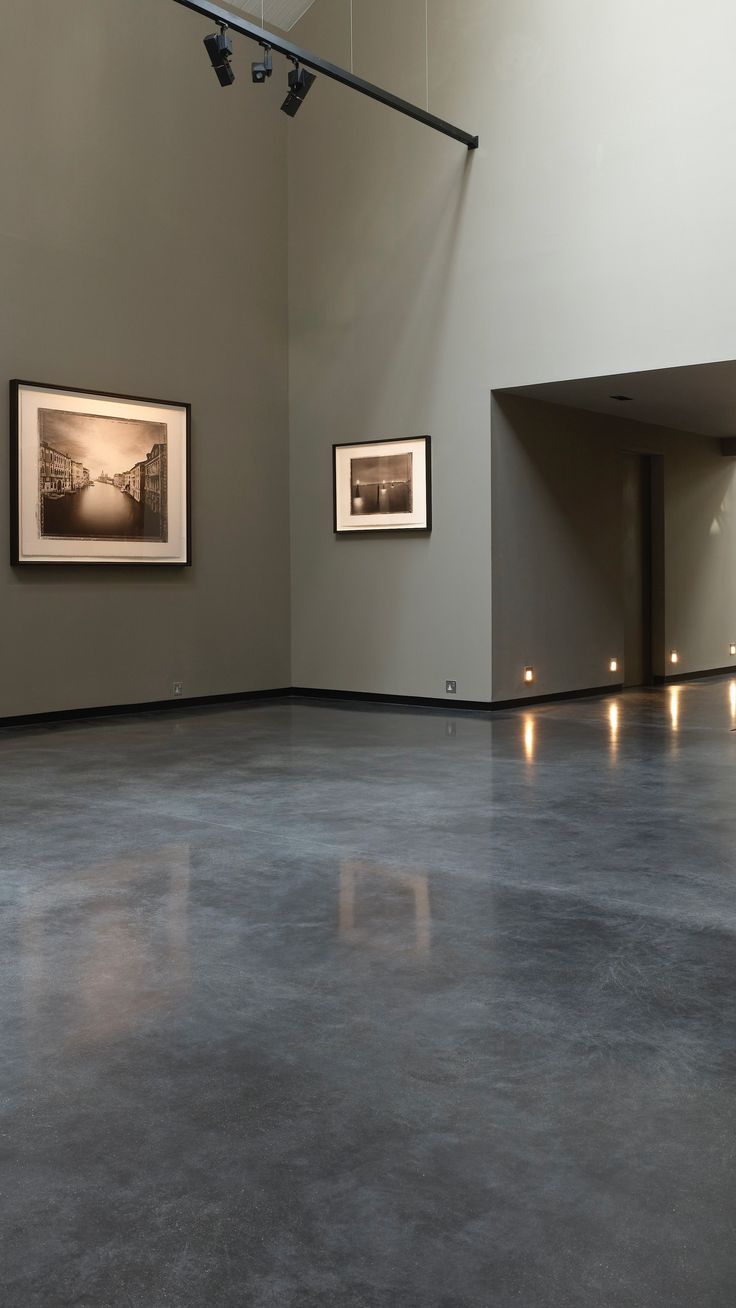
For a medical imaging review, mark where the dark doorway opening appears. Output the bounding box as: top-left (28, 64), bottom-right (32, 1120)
top-left (622, 451), bottom-right (660, 687)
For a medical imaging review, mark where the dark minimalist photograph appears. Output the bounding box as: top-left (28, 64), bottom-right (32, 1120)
top-left (350, 451), bottom-right (413, 516)
top-left (38, 408), bottom-right (168, 542)
top-left (334, 436), bottom-right (431, 533)
top-left (11, 380), bottom-right (191, 565)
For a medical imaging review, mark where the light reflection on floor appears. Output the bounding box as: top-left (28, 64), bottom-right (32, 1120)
top-left (513, 677), bottom-right (736, 769)
top-left (339, 859), bottom-right (431, 957)
top-left (20, 845), bottom-right (190, 1057)
top-left (608, 701), bottom-right (620, 757)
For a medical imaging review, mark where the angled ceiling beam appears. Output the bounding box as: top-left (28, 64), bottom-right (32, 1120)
top-left (170, 0), bottom-right (480, 150)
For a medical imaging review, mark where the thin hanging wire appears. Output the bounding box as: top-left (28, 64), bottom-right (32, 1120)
top-left (261, 0), bottom-right (264, 31)
top-left (425, 0), bottom-right (429, 111)
top-left (350, 0), bottom-right (354, 74)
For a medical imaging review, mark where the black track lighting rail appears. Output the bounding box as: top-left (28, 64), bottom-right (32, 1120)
top-left (171, 0), bottom-right (479, 149)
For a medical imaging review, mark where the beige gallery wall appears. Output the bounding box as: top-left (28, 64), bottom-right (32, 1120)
top-left (288, 0), bottom-right (492, 702)
top-left (5, 0), bottom-right (736, 715)
top-left (289, 0), bottom-right (736, 703)
top-left (0, 0), bottom-right (290, 717)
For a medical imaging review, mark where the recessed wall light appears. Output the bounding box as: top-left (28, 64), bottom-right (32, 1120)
top-left (524, 666), bottom-right (535, 684)
top-left (610, 394), bottom-right (634, 402)
top-left (670, 650), bottom-right (679, 666)
top-left (730, 643), bottom-right (736, 657)
top-left (609, 658), bottom-right (619, 674)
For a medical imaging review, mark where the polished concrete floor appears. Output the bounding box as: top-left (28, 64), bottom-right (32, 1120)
top-left (2, 681), bottom-right (736, 1306)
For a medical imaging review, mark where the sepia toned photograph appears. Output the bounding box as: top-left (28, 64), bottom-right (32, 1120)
top-left (11, 380), bottom-right (191, 566)
top-left (334, 436), bottom-right (431, 534)
top-left (39, 409), bottom-right (168, 542)
top-left (350, 451), bottom-right (413, 516)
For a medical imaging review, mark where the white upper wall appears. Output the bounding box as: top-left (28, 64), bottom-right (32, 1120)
top-left (295, 0), bottom-right (736, 390)
top-left (432, 0), bottom-right (736, 387)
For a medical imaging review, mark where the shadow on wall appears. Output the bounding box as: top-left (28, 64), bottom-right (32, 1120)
top-left (491, 394), bottom-right (623, 699)
top-left (666, 444), bottom-right (736, 666)
top-left (295, 144), bottom-right (476, 439)
top-left (492, 392), bottom-right (622, 598)
top-left (289, 136), bottom-right (479, 695)
top-left (374, 150), bottom-right (476, 431)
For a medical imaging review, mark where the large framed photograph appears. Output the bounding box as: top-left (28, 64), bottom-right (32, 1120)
top-left (10, 380), bottom-right (191, 566)
top-left (333, 436), bottom-right (431, 534)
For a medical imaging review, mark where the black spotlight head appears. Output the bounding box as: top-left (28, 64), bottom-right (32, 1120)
top-left (204, 28), bottom-right (235, 88)
top-left (252, 47), bottom-right (273, 84)
top-left (281, 64), bottom-right (316, 117)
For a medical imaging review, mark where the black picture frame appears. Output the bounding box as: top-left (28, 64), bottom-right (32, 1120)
top-left (333, 435), bottom-right (432, 535)
top-left (10, 379), bottom-right (192, 567)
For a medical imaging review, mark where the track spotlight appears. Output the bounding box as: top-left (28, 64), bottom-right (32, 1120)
top-left (281, 62), bottom-right (316, 117)
top-left (252, 45), bottom-right (273, 84)
top-left (204, 24), bottom-right (235, 88)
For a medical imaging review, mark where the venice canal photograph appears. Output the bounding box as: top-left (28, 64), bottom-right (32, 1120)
top-left (39, 408), bottom-right (168, 541)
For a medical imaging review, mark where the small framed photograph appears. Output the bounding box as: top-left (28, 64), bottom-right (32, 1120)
top-left (333, 436), bottom-right (431, 534)
top-left (10, 380), bottom-right (191, 566)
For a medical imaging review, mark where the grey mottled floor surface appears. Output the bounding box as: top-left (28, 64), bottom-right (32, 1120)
top-left (2, 682), bottom-right (736, 1306)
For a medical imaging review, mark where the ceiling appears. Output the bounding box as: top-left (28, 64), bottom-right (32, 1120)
top-left (222, 0), bottom-right (317, 31)
top-left (500, 360), bottom-right (736, 440)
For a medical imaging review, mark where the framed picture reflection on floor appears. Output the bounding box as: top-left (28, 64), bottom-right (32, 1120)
top-left (10, 380), bottom-right (191, 565)
top-left (333, 435), bottom-right (432, 534)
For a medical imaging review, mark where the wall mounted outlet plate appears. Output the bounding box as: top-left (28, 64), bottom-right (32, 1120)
top-left (446, 680), bottom-right (457, 694)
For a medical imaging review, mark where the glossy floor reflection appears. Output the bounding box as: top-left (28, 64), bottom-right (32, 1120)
top-left (2, 682), bottom-right (736, 1306)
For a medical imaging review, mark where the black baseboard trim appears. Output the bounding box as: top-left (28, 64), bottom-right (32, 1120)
top-left (291, 686), bottom-right (491, 712)
top-left (653, 664), bottom-right (736, 686)
top-left (290, 683), bottom-right (622, 713)
top-left (488, 684), bottom-right (623, 710)
top-left (14, 672), bottom-right (727, 731)
top-left (0, 687), bottom-right (291, 731)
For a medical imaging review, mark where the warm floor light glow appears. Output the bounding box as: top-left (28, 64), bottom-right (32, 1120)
top-left (609, 658), bottom-right (619, 674)
top-left (730, 643), bottom-right (736, 657)
top-left (523, 715), bottom-right (535, 762)
top-left (524, 666), bottom-right (535, 684)
top-left (670, 685), bottom-right (681, 731)
top-left (730, 681), bottom-right (736, 722)
top-left (608, 702), bottom-right (619, 750)
top-left (670, 650), bottom-right (679, 666)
